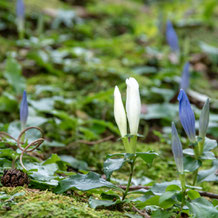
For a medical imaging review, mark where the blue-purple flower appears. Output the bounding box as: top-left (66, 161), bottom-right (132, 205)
top-left (171, 122), bottom-right (183, 173)
top-left (16, 0), bottom-right (25, 19)
top-left (180, 62), bottom-right (190, 91)
top-left (166, 20), bottom-right (179, 52)
top-left (20, 90), bottom-right (28, 129)
top-left (178, 89), bottom-right (196, 142)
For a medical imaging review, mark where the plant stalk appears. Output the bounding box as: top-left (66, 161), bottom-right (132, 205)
top-left (178, 173), bottom-right (186, 217)
top-left (193, 140), bottom-right (203, 185)
top-left (193, 169), bottom-right (198, 186)
top-left (122, 156), bottom-right (136, 200)
top-left (130, 135), bottom-right (137, 153)
top-left (199, 139), bottom-right (205, 156)
top-left (122, 137), bottom-right (131, 153)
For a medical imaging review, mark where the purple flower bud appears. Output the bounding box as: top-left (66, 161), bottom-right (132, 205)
top-left (16, 0), bottom-right (25, 19)
top-left (171, 122), bottom-right (183, 173)
top-left (166, 20), bottom-right (179, 52)
top-left (180, 62), bottom-right (190, 91)
top-left (178, 89), bottom-right (196, 142)
top-left (199, 98), bottom-right (210, 139)
top-left (20, 90), bottom-right (28, 129)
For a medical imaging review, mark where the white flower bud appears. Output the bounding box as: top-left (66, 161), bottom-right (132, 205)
top-left (114, 86), bottom-right (127, 137)
top-left (126, 77), bottom-right (141, 135)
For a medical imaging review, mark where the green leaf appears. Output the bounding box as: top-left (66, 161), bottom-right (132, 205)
top-left (165, 185), bottom-right (181, 192)
top-left (60, 155), bottom-right (89, 171)
top-left (183, 148), bottom-right (195, 156)
top-left (54, 172), bottom-right (124, 194)
top-left (141, 195), bottom-right (160, 206)
top-left (0, 94), bottom-right (17, 113)
top-left (151, 180), bottom-right (181, 195)
top-left (107, 153), bottom-right (134, 160)
top-left (101, 191), bottom-right (120, 200)
top-left (184, 156), bottom-right (201, 172)
top-left (3, 55), bottom-right (25, 94)
top-left (187, 197), bottom-right (218, 218)
top-left (141, 103), bottom-right (177, 121)
top-left (0, 148), bottom-right (18, 160)
top-left (43, 154), bottom-right (61, 165)
top-left (89, 197), bottom-right (122, 209)
top-left (203, 138), bottom-right (217, 151)
top-left (201, 151), bottom-right (216, 160)
top-left (151, 209), bottom-right (173, 218)
top-left (212, 199), bottom-right (218, 207)
top-left (103, 158), bottom-right (126, 180)
top-left (197, 160), bottom-right (218, 183)
top-left (135, 151), bottom-right (158, 164)
top-left (187, 190), bottom-right (201, 200)
top-left (25, 162), bottom-right (59, 187)
top-left (159, 191), bottom-right (177, 204)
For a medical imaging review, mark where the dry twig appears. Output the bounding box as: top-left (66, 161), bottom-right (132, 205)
top-left (0, 127), bottom-right (44, 170)
top-left (120, 185), bottom-right (218, 199)
top-left (132, 206), bottom-right (150, 218)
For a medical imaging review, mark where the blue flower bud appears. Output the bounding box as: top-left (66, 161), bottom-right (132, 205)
top-left (171, 122), bottom-right (183, 173)
top-left (16, 0), bottom-right (25, 19)
top-left (178, 89), bottom-right (196, 142)
top-left (166, 20), bottom-right (179, 52)
top-left (20, 90), bottom-right (28, 129)
top-left (180, 62), bottom-right (190, 91)
top-left (199, 98), bottom-right (210, 139)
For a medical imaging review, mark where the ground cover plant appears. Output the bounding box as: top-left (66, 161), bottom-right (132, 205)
top-left (0, 0), bottom-right (217, 217)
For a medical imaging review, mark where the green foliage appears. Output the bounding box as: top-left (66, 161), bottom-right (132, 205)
top-left (187, 198), bottom-right (218, 218)
top-left (0, 0), bottom-right (217, 216)
top-left (3, 55), bottom-right (25, 94)
top-left (54, 172), bottom-right (124, 194)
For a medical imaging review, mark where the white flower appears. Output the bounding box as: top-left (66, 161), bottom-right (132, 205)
top-left (114, 86), bottom-right (127, 137)
top-left (126, 77), bottom-right (141, 135)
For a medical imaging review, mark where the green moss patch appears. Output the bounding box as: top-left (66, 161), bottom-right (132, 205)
top-left (0, 187), bottom-right (126, 218)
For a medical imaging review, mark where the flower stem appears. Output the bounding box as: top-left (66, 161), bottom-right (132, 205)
top-left (122, 137), bottom-right (131, 153)
top-left (178, 173), bottom-right (186, 217)
top-left (130, 135), bottom-right (137, 153)
top-left (122, 156), bottom-right (136, 200)
top-left (199, 139), bottom-right (205, 156)
top-left (193, 169), bottom-right (198, 186)
top-left (192, 140), bottom-right (203, 185)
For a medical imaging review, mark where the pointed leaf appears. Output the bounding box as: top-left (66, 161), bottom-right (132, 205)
top-left (136, 151), bottom-right (158, 164)
top-left (103, 158), bottom-right (126, 180)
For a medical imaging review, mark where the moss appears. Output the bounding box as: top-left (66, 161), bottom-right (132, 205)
top-left (0, 187), bottom-right (126, 218)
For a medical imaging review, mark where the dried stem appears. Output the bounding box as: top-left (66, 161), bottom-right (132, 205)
top-left (119, 185), bottom-right (218, 199)
top-left (0, 126), bottom-right (44, 170)
top-left (132, 206), bottom-right (150, 218)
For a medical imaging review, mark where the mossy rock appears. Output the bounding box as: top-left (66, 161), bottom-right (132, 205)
top-left (0, 187), bottom-right (127, 217)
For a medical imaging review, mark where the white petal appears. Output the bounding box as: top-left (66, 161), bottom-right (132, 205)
top-left (114, 86), bottom-right (127, 137)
